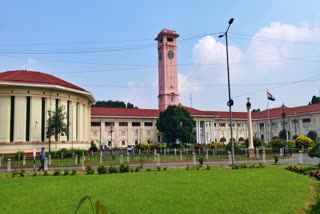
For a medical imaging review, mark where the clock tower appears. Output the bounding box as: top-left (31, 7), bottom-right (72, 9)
top-left (155, 29), bottom-right (180, 111)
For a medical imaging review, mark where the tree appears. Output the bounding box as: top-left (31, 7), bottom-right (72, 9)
top-left (295, 135), bottom-right (313, 148)
top-left (307, 130), bottom-right (318, 142)
top-left (308, 143), bottom-right (320, 159)
top-left (156, 105), bottom-right (194, 145)
top-left (92, 100), bottom-right (138, 108)
top-left (279, 130), bottom-right (290, 140)
top-left (46, 106), bottom-right (68, 153)
top-left (252, 109), bottom-right (260, 113)
top-left (309, 95), bottom-right (320, 105)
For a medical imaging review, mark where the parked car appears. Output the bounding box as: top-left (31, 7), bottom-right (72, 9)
top-left (127, 145), bottom-right (134, 153)
top-left (100, 144), bottom-right (109, 151)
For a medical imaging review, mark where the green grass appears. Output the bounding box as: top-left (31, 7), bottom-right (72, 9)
top-left (0, 167), bottom-right (316, 213)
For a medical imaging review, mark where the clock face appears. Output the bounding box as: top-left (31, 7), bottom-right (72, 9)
top-left (168, 50), bottom-right (174, 59)
top-left (159, 52), bottom-right (162, 60)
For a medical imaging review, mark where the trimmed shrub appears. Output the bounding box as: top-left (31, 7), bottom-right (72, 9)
top-left (186, 165), bottom-right (190, 170)
top-left (71, 169), bottom-right (77, 175)
top-left (53, 169), bottom-right (61, 176)
top-left (108, 165), bottom-right (118, 174)
top-left (86, 166), bottom-right (95, 175)
top-left (274, 155), bottom-right (279, 164)
top-left (44, 170), bottom-right (48, 176)
top-left (156, 166), bottom-right (161, 171)
top-left (206, 165), bottom-right (211, 170)
top-left (97, 165), bottom-right (107, 174)
top-left (11, 169), bottom-right (18, 177)
top-left (20, 169), bottom-right (25, 177)
top-left (295, 135), bottom-right (313, 148)
top-left (119, 164), bottom-right (129, 173)
top-left (63, 169), bottom-right (69, 176)
top-left (32, 172), bottom-right (37, 177)
top-left (146, 168), bottom-right (151, 172)
top-left (198, 156), bottom-right (204, 166)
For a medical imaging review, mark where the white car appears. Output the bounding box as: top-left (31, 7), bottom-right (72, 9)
top-left (127, 145), bottom-right (134, 152)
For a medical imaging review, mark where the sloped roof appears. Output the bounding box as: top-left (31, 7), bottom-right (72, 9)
top-left (253, 103), bottom-right (320, 119)
top-left (91, 107), bottom-right (160, 118)
top-left (0, 70), bottom-right (88, 92)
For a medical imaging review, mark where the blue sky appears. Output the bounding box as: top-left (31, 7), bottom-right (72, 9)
top-left (1, 0), bottom-right (320, 112)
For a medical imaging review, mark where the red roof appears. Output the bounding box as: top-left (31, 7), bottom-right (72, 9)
top-left (0, 70), bottom-right (88, 92)
top-left (92, 103), bottom-right (320, 120)
top-left (252, 103), bottom-right (320, 119)
top-left (91, 107), bottom-right (160, 118)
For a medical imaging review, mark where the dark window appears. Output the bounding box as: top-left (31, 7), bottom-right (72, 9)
top-left (144, 122), bottom-right (153, 127)
top-left (219, 123), bottom-right (226, 127)
top-left (122, 141), bottom-right (125, 146)
top-left (10, 96), bottom-right (15, 142)
top-left (158, 135), bottom-right (160, 142)
top-left (41, 98), bottom-right (45, 142)
top-left (302, 118), bottom-right (311, 123)
top-left (55, 99), bottom-right (59, 110)
top-left (67, 101), bottom-right (70, 141)
top-left (119, 122), bottom-right (128, 126)
top-left (26, 97), bottom-right (31, 141)
top-left (105, 122), bottom-right (114, 127)
top-left (167, 37), bottom-right (173, 42)
top-left (132, 122), bottom-right (141, 127)
top-left (160, 39), bottom-right (163, 43)
top-left (91, 122), bottom-right (100, 126)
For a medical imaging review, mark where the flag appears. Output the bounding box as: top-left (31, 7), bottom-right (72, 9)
top-left (267, 91), bottom-right (275, 101)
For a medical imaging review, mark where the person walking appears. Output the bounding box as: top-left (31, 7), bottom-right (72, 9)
top-left (38, 147), bottom-right (46, 171)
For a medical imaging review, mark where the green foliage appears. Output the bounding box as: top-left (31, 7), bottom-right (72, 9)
top-left (270, 137), bottom-right (285, 149)
top-left (156, 105), bottom-right (195, 144)
top-left (20, 169), bottom-right (25, 177)
top-left (64, 169), bottom-right (69, 176)
top-left (308, 143), bottom-right (320, 159)
top-left (108, 165), bottom-right (118, 174)
top-left (88, 141), bottom-right (98, 152)
top-left (226, 142), bottom-right (241, 152)
top-left (186, 165), bottom-right (190, 170)
top-left (244, 136), bottom-right (263, 148)
top-left (156, 166), bottom-right (161, 171)
top-left (309, 196), bottom-right (320, 214)
top-left (279, 129), bottom-right (290, 140)
top-left (86, 166), bottom-right (95, 175)
top-left (11, 169), bottom-right (18, 177)
top-left (309, 95), bottom-right (320, 105)
top-left (307, 131), bottom-right (318, 142)
top-left (44, 170), bottom-right (48, 176)
top-left (32, 172), bottom-right (37, 177)
top-left (73, 195), bottom-right (108, 214)
top-left (46, 106), bottom-right (68, 153)
top-left (206, 165), bottom-right (211, 170)
top-left (15, 151), bottom-right (24, 159)
top-left (119, 164), bottom-right (129, 173)
top-left (198, 156), bottom-right (204, 166)
top-left (71, 169), bottom-right (77, 175)
top-left (92, 100), bottom-right (138, 109)
top-left (296, 135), bottom-right (313, 148)
top-left (97, 165), bottom-right (107, 174)
top-left (146, 168), bottom-right (151, 172)
top-left (53, 169), bottom-right (61, 176)
top-left (274, 155), bottom-right (279, 164)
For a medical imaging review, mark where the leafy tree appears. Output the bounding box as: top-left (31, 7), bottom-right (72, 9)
top-left (92, 100), bottom-right (138, 108)
top-left (269, 136), bottom-right (285, 149)
top-left (252, 109), bottom-right (260, 112)
top-left (307, 130), bottom-right (318, 142)
top-left (46, 106), bottom-right (68, 153)
top-left (279, 130), bottom-right (290, 140)
top-left (309, 95), bottom-right (320, 105)
top-left (156, 105), bottom-right (194, 145)
top-left (295, 135), bottom-right (313, 148)
top-left (244, 136), bottom-right (263, 148)
top-left (308, 143), bottom-right (320, 159)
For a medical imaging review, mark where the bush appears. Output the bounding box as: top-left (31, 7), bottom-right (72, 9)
top-left (53, 169), bottom-right (61, 176)
top-left (226, 142), bottom-right (241, 153)
top-left (63, 169), bottom-right (69, 176)
top-left (20, 169), bottom-right (25, 177)
top-left (119, 164), bottom-right (129, 173)
top-left (135, 167), bottom-right (140, 172)
top-left (44, 170), bottom-right (48, 176)
top-left (11, 169), bottom-right (18, 177)
top-left (89, 141), bottom-right (98, 152)
top-left (71, 169), bottom-right (77, 175)
top-left (156, 166), bottom-right (161, 171)
top-left (206, 165), bottom-right (211, 170)
top-left (108, 165), bottom-right (118, 174)
top-left (32, 172), bottom-right (37, 177)
top-left (86, 166), bottom-right (95, 175)
top-left (186, 165), bottom-right (190, 170)
top-left (16, 151), bottom-right (24, 159)
top-left (270, 137), bottom-right (285, 149)
top-left (274, 155), bottom-right (279, 164)
top-left (97, 165), bottom-right (107, 174)
top-left (308, 143), bottom-right (320, 158)
top-left (307, 130), bottom-right (318, 142)
top-left (146, 168), bottom-right (151, 172)
top-left (309, 196), bottom-right (320, 214)
top-left (198, 156), bottom-right (204, 166)
top-left (295, 135), bottom-right (313, 148)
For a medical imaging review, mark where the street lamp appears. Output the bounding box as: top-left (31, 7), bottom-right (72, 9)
top-left (281, 103), bottom-right (286, 139)
top-left (219, 18), bottom-right (235, 164)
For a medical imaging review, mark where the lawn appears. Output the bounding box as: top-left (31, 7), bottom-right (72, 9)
top-left (0, 166), bottom-right (317, 213)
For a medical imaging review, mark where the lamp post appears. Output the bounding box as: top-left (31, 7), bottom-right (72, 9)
top-left (293, 113), bottom-right (297, 137)
top-left (219, 18), bottom-right (235, 165)
top-left (110, 125), bottom-right (113, 156)
top-left (281, 103), bottom-right (286, 140)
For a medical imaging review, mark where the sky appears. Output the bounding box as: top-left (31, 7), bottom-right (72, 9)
top-left (1, 0), bottom-right (320, 112)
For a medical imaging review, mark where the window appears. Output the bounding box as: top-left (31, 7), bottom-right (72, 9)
top-left (219, 123), bottom-right (226, 127)
top-left (91, 122), bottom-right (100, 126)
top-left (167, 37), bottom-right (173, 42)
top-left (302, 118), bottom-right (311, 123)
top-left (144, 122), bottom-right (153, 127)
top-left (119, 122), bottom-right (128, 126)
top-left (26, 97), bottom-right (31, 141)
top-left (214, 123), bottom-right (216, 127)
top-left (10, 96), bottom-right (15, 142)
top-left (105, 122), bottom-right (114, 127)
top-left (171, 96), bottom-right (174, 102)
top-left (132, 122), bottom-right (141, 127)
top-left (122, 140), bottom-right (125, 146)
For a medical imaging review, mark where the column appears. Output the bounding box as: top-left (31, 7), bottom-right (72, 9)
top-left (210, 121), bottom-right (215, 143)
